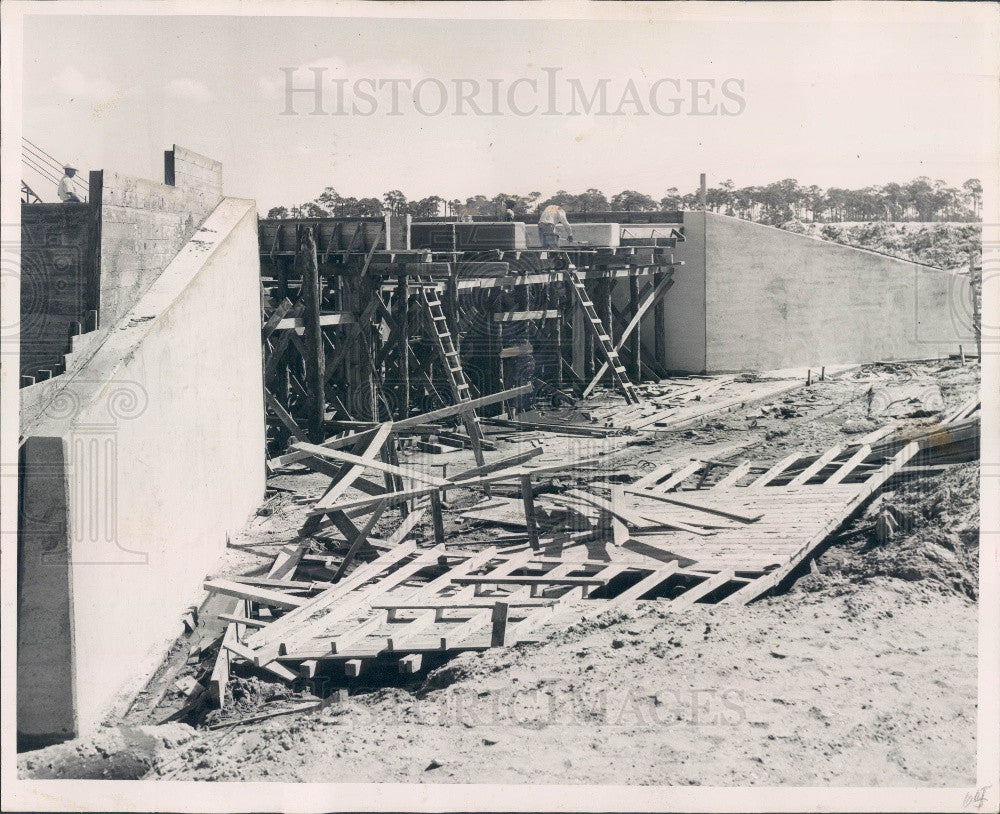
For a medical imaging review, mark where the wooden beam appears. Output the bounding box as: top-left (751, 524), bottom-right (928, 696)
top-left (293, 441), bottom-right (447, 486)
top-left (202, 579), bottom-right (308, 610)
top-left (297, 226), bottom-right (325, 442)
top-left (623, 488), bottom-right (762, 523)
top-left (332, 499), bottom-right (390, 581)
top-left (493, 309), bottom-right (560, 322)
top-left (274, 312), bottom-right (355, 330)
top-left (392, 384), bottom-right (533, 430)
top-left (520, 475), bottom-right (540, 550)
top-left (490, 602), bottom-right (510, 647)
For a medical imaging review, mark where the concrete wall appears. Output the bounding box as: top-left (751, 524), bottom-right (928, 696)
top-left (96, 146), bottom-right (222, 327)
top-left (19, 203), bottom-right (99, 376)
top-left (410, 222), bottom-right (526, 251)
top-left (703, 213), bottom-right (973, 371)
top-left (657, 210), bottom-right (707, 373)
top-left (16, 436), bottom-right (76, 749)
top-left (18, 197), bottom-right (265, 744)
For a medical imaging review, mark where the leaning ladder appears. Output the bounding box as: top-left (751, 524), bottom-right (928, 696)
top-left (418, 277), bottom-right (489, 472)
top-left (563, 267), bottom-right (641, 405)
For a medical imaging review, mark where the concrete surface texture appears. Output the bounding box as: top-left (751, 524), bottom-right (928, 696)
top-left (97, 146), bottom-right (222, 326)
top-left (410, 221), bottom-right (527, 251)
top-left (656, 210), bottom-right (708, 372)
top-left (703, 213), bottom-right (972, 371)
top-left (17, 195), bottom-right (265, 744)
top-left (19, 203), bottom-right (98, 375)
top-left (655, 211), bottom-right (972, 373)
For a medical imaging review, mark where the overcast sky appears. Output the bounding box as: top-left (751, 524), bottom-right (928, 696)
top-left (20, 4), bottom-right (1000, 212)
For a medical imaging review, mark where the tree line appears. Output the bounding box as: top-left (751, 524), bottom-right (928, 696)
top-left (266, 177), bottom-right (983, 224)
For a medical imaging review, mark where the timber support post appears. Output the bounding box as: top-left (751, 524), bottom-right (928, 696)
top-left (297, 226), bottom-right (325, 442)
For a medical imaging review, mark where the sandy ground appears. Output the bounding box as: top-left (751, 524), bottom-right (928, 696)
top-left (138, 579), bottom-right (975, 786)
top-left (19, 360), bottom-right (981, 785)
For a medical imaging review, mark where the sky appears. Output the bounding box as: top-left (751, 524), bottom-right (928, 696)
top-left (18, 4), bottom-right (1000, 213)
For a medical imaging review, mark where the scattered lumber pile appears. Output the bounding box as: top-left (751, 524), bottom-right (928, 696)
top-left (201, 407), bottom-right (958, 709)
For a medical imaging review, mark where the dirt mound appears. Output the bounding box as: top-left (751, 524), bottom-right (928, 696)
top-left (800, 463), bottom-right (979, 600)
top-left (18, 723), bottom-right (196, 779)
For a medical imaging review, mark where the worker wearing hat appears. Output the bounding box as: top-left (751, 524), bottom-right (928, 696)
top-left (58, 166), bottom-right (81, 203)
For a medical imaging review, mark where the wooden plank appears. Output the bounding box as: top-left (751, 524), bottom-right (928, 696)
top-left (262, 297), bottom-right (295, 340)
top-left (788, 446), bottom-right (845, 486)
top-left (294, 441), bottom-right (447, 486)
top-left (269, 425), bottom-right (383, 469)
top-left (333, 548), bottom-right (499, 653)
top-left (332, 499), bottom-right (390, 580)
top-left (245, 541), bottom-right (418, 649)
top-left (564, 488), bottom-right (656, 529)
top-left (398, 654), bottom-right (423, 674)
top-left (298, 455), bottom-right (388, 495)
top-left (747, 453), bottom-right (804, 489)
top-left (307, 457), bottom-right (603, 516)
top-left (605, 562), bottom-right (679, 606)
top-left (429, 492), bottom-right (446, 547)
top-left (493, 309), bottom-right (561, 322)
top-left (490, 602), bottom-right (510, 646)
top-left (393, 384), bottom-right (534, 430)
top-left (441, 560), bottom-right (577, 648)
top-left (298, 226), bottom-right (325, 442)
top-left (712, 460), bottom-right (752, 489)
top-left (264, 388), bottom-right (303, 438)
top-left (264, 547), bottom-right (444, 662)
top-left (632, 462), bottom-right (673, 489)
top-left (386, 509), bottom-right (426, 545)
top-left (612, 517), bottom-right (630, 547)
top-left (521, 475), bottom-right (540, 550)
top-left (656, 460), bottom-right (705, 492)
top-left (448, 446), bottom-right (543, 481)
top-left (311, 424), bottom-right (394, 514)
top-left (225, 575), bottom-right (317, 591)
top-left (662, 570), bottom-right (735, 610)
top-left (374, 598), bottom-right (557, 610)
top-left (825, 445), bottom-right (873, 485)
top-left (218, 613), bottom-right (267, 628)
top-left (451, 575), bottom-right (607, 587)
top-left (274, 312), bottom-right (355, 330)
top-left (203, 579), bottom-right (308, 610)
top-left (383, 549), bottom-right (534, 652)
top-left (268, 542), bottom-right (308, 580)
top-left (623, 488), bottom-right (762, 523)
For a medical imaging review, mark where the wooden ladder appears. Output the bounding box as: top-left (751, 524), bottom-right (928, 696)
top-left (563, 268), bottom-right (641, 404)
top-left (418, 277), bottom-right (489, 472)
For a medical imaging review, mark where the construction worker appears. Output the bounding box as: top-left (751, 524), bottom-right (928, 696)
top-left (58, 166), bottom-right (81, 203)
top-left (538, 203), bottom-right (573, 248)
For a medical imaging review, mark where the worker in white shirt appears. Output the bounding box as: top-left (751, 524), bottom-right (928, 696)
top-left (58, 166), bottom-right (81, 203)
top-left (538, 204), bottom-right (573, 248)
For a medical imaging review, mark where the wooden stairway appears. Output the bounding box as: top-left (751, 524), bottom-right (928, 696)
top-left (563, 267), bottom-right (641, 404)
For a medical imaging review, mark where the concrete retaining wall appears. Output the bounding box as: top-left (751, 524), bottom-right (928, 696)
top-left (657, 210), bottom-right (707, 373)
top-left (17, 197), bottom-right (264, 745)
top-left (655, 211), bottom-right (972, 373)
top-left (703, 214), bottom-right (972, 371)
top-left (96, 146), bottom-right (222, 327)
top-left (19, 203), bottom-right (99, 377)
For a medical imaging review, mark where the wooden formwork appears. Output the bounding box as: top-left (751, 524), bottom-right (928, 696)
top-left (258, 217), bottom-right (683, 453)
